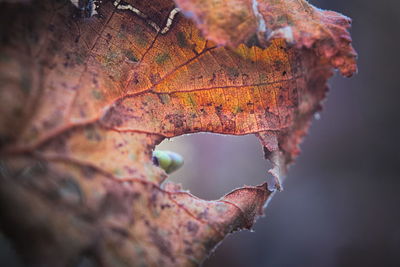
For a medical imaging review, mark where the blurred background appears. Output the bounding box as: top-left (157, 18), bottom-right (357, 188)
top-left (157, 0), bottom-right (400, 266)
top-left (1, 0), bottom-right (399, 266)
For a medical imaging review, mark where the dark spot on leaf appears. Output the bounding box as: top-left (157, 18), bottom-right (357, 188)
top-left (150, 73), bottom-right (161, 84)
top-left (157, 94), bottom-right (170, 104)
top-left (160, 203), bottom-right (171, 210)
top-left (106, 33), bottom-right (112, 42)
top-left (208, 73), bottom-right (216, 84)
top-left (110, 227), bottom-right (130, 238)
top-left (81, 166), bottom-right (97, 179)
top-left (186, 221), bottom-right (199, 234)
top-left (215, 104), bottom-right (223, 114)
top-left (185, 248), bottom-right (194, 255)
top-left (245, 33), bottom-right (262, 47)
top-left (149, 228), bottom-right (174, 260)
top-left (155, 52), bottom-right (170, 65)
top-left (165, 114), bottom-right (185, 128)
top-left (124, 50), bottom-right (138, 62)
top-left (176, 31), bottom-right (188, 48)
top-left (58, 178), bottom-right (83, 205)
top-left (273, 60), bottom-right (283, 71)
top-left (84, 125), bottom-right (102, 141)
top-left (131, 72), bottom-right (140, 85)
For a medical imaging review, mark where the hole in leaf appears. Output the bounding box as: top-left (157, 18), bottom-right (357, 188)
top-left (155, 133), bottom-right (271, 200)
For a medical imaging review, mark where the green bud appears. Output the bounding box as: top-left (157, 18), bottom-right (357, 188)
top-left (152, 150), bottom-right (184, 174)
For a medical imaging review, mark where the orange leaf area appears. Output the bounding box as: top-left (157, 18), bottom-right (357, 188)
top-left (0, 0), bottom-right (356, 265)
top-left (175, 0), bottom-right (357, 76)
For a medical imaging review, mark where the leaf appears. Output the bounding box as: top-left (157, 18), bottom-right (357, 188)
top-left (173, 0), bottom-right (357, 187)
top-left (174, 0), bottom-right (357, 77)
top-left (0, 0), bottom-right (356, 266)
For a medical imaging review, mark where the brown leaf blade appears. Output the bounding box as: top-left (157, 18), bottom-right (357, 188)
top-left (174, 0), bottom-right (357, 76)
top-left (0, 0), bottom-right (356, 265)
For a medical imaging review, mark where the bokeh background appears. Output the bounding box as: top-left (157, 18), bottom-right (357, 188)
top-left (158, 0), bottom-right (400, 266)
top-left (1, 0), bottom-right (399, 266)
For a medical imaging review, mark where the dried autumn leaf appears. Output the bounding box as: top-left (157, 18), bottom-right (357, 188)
top-left (174, 0), bottom-right (357, 186)
top-left (0, 0), bottom-right (356, 266)
top-left (175, 0), bottom-right (357, 76)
